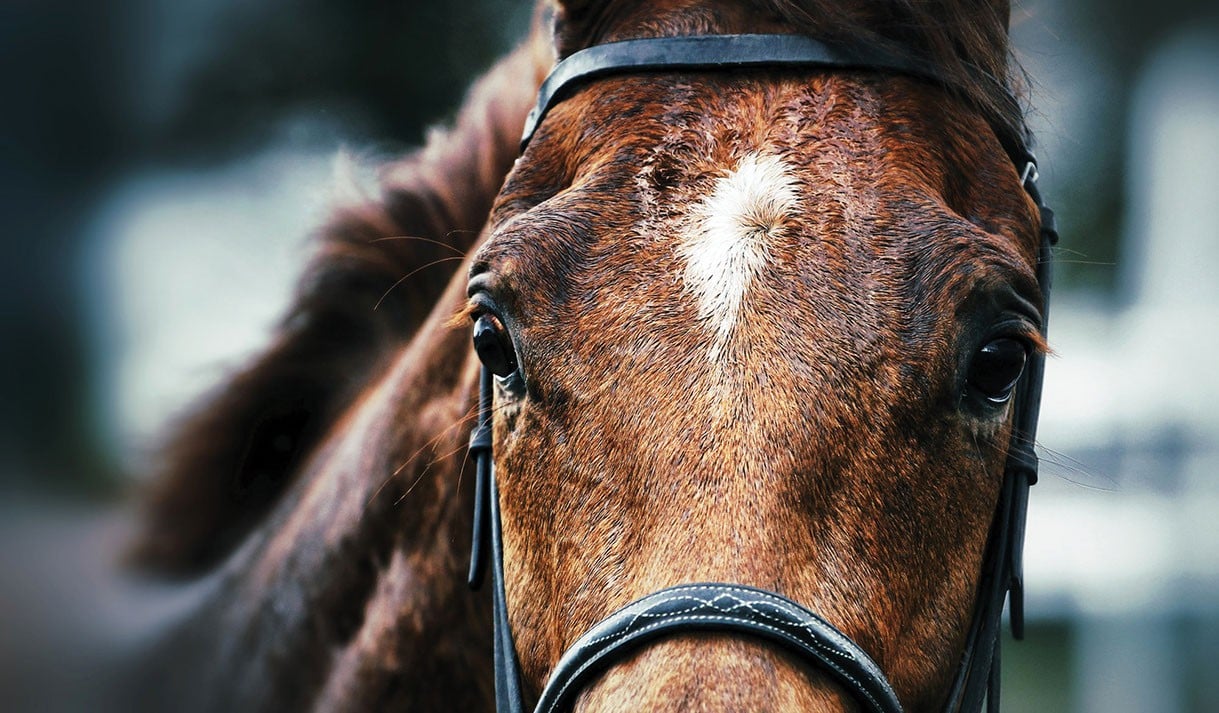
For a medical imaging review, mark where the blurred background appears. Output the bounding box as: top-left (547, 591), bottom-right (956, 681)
top-left (0, 0), bottom-right (1215, 710)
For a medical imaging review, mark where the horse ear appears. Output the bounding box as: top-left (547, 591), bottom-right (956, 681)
top-left (547, 0), bottom-right (606, 57)
top-left (994, 0), bottom-right (1012, 32)
top-left (549, 0), bottom-right (592, 16)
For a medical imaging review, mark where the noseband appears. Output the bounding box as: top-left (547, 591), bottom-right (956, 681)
top-left (467, 33), bottom-right (1058, 713)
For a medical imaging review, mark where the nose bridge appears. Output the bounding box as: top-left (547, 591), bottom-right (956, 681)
top-left (625, 439), bottom-right (806, 598)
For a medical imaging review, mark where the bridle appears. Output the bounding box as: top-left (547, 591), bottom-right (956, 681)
top-left (468, 33), bottom-right (1057, 713)
top-left (465, 33), bottom-right (1058, 713)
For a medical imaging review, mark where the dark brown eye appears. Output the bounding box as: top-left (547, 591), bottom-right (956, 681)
top-left (472, 313), bottom-right (518, 377)
top-left (968, 338), bottom-right (1027, 404)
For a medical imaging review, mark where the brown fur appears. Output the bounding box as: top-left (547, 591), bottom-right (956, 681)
top-left (125, 1), bottom-right (1045, 711)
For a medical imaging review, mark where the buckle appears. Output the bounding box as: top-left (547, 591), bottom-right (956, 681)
top-left (1020, 160), bottom-right (1039, 187)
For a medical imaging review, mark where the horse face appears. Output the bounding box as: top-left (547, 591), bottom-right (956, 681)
top-left (468, 69), bottom-right (1042, 710)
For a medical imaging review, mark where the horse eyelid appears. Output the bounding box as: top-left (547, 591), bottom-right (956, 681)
top-left (985, 316), bottom-right (1045, 354)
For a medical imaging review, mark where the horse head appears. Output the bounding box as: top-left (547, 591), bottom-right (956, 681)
top-left (464, 1), bottom-right (1050, 710)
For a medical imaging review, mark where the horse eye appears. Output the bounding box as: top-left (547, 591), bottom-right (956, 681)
top-left (472, 313), bottom-right (518, 377)
top-left (968, 338), bottom-right (1027, 404)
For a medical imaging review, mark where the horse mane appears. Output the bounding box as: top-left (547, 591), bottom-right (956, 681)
top-left (127, 23), bottom-right (552, 576)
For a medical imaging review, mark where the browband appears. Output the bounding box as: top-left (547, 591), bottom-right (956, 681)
top-left (521, 34), bottom-right (943, 149)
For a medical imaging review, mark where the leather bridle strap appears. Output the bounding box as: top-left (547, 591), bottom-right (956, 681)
top-left (532, 583), bottom-right (903, 713)
top-left (521, 33), bottom-right (942, 149)
top-left (468, 369), bottom-right (525, 713)
top-left (944, 164), bottom-right (1057, 713)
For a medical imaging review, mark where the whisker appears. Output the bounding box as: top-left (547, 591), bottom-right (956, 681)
top-left (399, 440), bottom-right (479, 507)
top-left (374, 256), bottom-right (468, 311)
top-left (450, 398), bottom-right (521, 496)
top-left (1045, 259), bottom-right (1115, 266)
top-left (1037, 444), bottom-right (1119, 491)
top-left (371, 234), bottom-right (469, 256)
top-left (363, 404), bottom-right (480, 511)
top-left (970, 431), bottom-right (985, 464)
top-left (452, 402), bottom-right (481, 496)
top-left (971, 434), bottom-right (1119, 493)
top-left (393, 461), bottom-right (436, 506)
top-left (1049, 247), bottom-right (1095, 259)
top-left (364, 396), bottom-right (518, 513)
top-left (393, 438), bottom-right (472, 506)
top-left (388, 401), bottom-right (523, 509)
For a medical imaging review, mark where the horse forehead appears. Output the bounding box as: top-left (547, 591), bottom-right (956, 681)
top-left (496, 145), bottom-right (916, 332)
top-left (517, 148), bottom-right (917, 378)
top-left (674, 151), bottom-right (856, 366)
top-left (487, 75), bottom-right (1030, 366)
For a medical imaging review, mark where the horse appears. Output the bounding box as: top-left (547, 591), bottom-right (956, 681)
top-left (97, 1), bottom-right (1056, 711)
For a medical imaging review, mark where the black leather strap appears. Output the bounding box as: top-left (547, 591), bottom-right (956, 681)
top-left (468, 367), bottom-right (527, 713)
top-left (467, 368), bottom-right (494, 589)
top-left (944, 169), bottom-right (1055, 711)
top-left (521, 33), bottom-right (942, 148)
top-left (489, 461), bottom-right (526, 713)
top-left (533, 583), bottom-right (904, 713)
